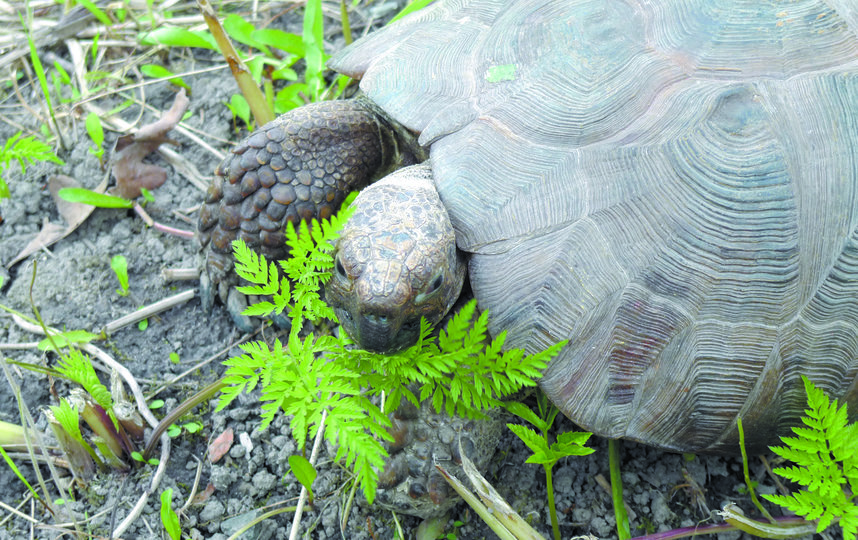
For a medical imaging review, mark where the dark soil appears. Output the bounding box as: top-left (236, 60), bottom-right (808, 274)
top-left (0, 3), bottom-right (813, 540)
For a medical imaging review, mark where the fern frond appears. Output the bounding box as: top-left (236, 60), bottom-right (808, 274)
top-left (225, 193), bottom-right (566, 506)
top-left (763, 376), bottom-right (858, 540)
top-left (55, 349), bottom-right (117, 429)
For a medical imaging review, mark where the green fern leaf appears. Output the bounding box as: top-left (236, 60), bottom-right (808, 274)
top-left (764, 376), bottom-right (858, 539)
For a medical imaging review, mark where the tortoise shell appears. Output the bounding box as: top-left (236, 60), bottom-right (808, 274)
top-left (328, 0), bottom-right (858, 452)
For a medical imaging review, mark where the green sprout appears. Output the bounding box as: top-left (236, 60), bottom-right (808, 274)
top-left (86, 112), bottom-right (105, 163)
top-left (505, 392), bottom-right (595, 540)
top-left (160, 488), bottom-right (181, 540)
top-left (111, 255), bottom-right (129, 296)
top-left (0, 132), bottom-right (64, 198)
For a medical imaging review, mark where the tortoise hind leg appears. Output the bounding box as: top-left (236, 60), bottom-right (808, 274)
top-left (198, 97), bottom-right (420, 327)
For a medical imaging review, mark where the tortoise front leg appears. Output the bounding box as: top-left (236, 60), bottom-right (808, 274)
top-left (198, 97), bottom-right (421, 329)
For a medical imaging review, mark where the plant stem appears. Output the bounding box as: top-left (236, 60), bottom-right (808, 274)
top-left (737, 417), bottom-right (775, 521)
top-left (544, 463), bottom-right (561, 540)
top-left (610, 438), bottom-right (631, 540)
top-left (141, 378), bottom-right (227, 460)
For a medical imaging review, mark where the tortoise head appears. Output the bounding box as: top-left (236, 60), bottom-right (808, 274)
top-left (325, 164), bottom-right (466, 353)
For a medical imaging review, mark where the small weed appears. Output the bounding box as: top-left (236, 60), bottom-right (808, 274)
top-left (166, 421), bottom-right (203, 438)
top-left (505, 392), bottom-right (594, 540)
top-left (0, 132), bottom-right (64, 198)
top-left (111, 255), bottom-right (129, 296)
top-left (51, 61), bottom-right (81, 104)
top-left (85, 112), bottom-right (105, 164)
top-left (131, 451), bottom-right (159, 466)
top-left (289, 455), bottom-right (317, 503)
top-left (160, 488), bottom-right (181, 540)
top-left (0, 445), bottom-right (40, 501)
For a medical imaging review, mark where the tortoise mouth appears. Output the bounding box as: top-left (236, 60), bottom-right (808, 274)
top-left (355, 314), bottom-right (421, 353)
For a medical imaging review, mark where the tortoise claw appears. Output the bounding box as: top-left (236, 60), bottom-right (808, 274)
top-left (226, 288), bottom-right (256, 333)
top-left (199, 268), bottom-right (215, 313)
top-left (371, 400), bottom-right (505, 519)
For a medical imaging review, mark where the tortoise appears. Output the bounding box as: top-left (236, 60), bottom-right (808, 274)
top-left (199, 0), bottom-right (858, 497)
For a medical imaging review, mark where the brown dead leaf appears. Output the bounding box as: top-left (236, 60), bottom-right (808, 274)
top-left (112, 89), bottom-right (190, 199)
top-left (208, 427), bottom-right (234, 463)
top-left (6, 175), bottom-right (100, 267)
top-left (49, 174), bottom-right (96, 227)
top-left (192, 483), bottom-right (216, 505)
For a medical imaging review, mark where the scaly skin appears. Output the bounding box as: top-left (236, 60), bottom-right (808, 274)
top-left (198, 97), bottom-right (412, 316)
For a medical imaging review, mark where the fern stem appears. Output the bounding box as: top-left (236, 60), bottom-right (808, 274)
top-left (609, 439), bottom-right (631, 540)
top-left (737, 417), bottom-right (775, 522)
top-left (544, 463), bottom-right (561, 540)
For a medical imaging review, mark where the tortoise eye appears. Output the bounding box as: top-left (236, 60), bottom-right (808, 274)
top-left (429, 274), bottom-right (443, 292)
top-left (335, 257), bottom-right (347, 278)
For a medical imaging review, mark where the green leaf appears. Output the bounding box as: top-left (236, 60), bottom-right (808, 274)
top-left (37, 329), bottom-right (99, 351)
top-left (223, 14), bottom-right (271, 56)
top-left (139, 27), bottom-right (217, 50)
top-left (85, 112), bottom-right (104, 151)
top-left (140, 64), bottom-right (190, 91)
top-left (765, 376), bottom-right (858, 539)
top-left (0, 445), bottom-right (39, 501)
top-left (226, 94), bottom-right (252, 127)
top-left (253, 28), bottom-right (304, 57)
top-left (507, 423), bottom-right (549, 456)
top-left (289, 454), bottom-right (317, 498)
top-left (57, 188), bottom-right (133, 208)
top-left (75, 0), bottom-right (112, 26)
top-left (388, 0), bottom-right (434, 24)
top-left (160, 488), bottom-right (181, 540)
top-left (111, 254), bottom-right (129, 295)
top-left (504, 401), bottom-right (548, 432)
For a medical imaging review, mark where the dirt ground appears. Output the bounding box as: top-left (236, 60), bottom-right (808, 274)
top-left (0, 3), bottom-right (814, 540)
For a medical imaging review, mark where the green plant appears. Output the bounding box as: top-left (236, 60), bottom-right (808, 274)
top-left (51, 61), bottom-right (81, 104)
top-left (111, 255), bottom-right (129, 296)
top-left (762, 376), bottom-right (858, 539)
top-left (0, 445), bottom-right (41, 501)
top-left (288, 454), bottom-right (317, 503)
top-left (160, 488), bottom-right (181, 540)
top-left (86, 112), bottom-right (105, 163)
top-left (0, 132), bottom-right (64, 198)
top-left (225, 94), bottom-right (252, 129)
top-left (505, 392), bottom-right (594, 540)
top-left (219, 200), bottom-right (563, 503)
top-left (57, 187), bottom-right (133, 208)
top-left (24, 15), bottom-right (60, 140)
top-left (131, 451), bottom-right (159, 466)
top-left (73, 0), bottom-right (112, 26)
top-left (140, 64), bottom-right (191, 92)
top-left (166, 421), bottom-right (202, 438)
